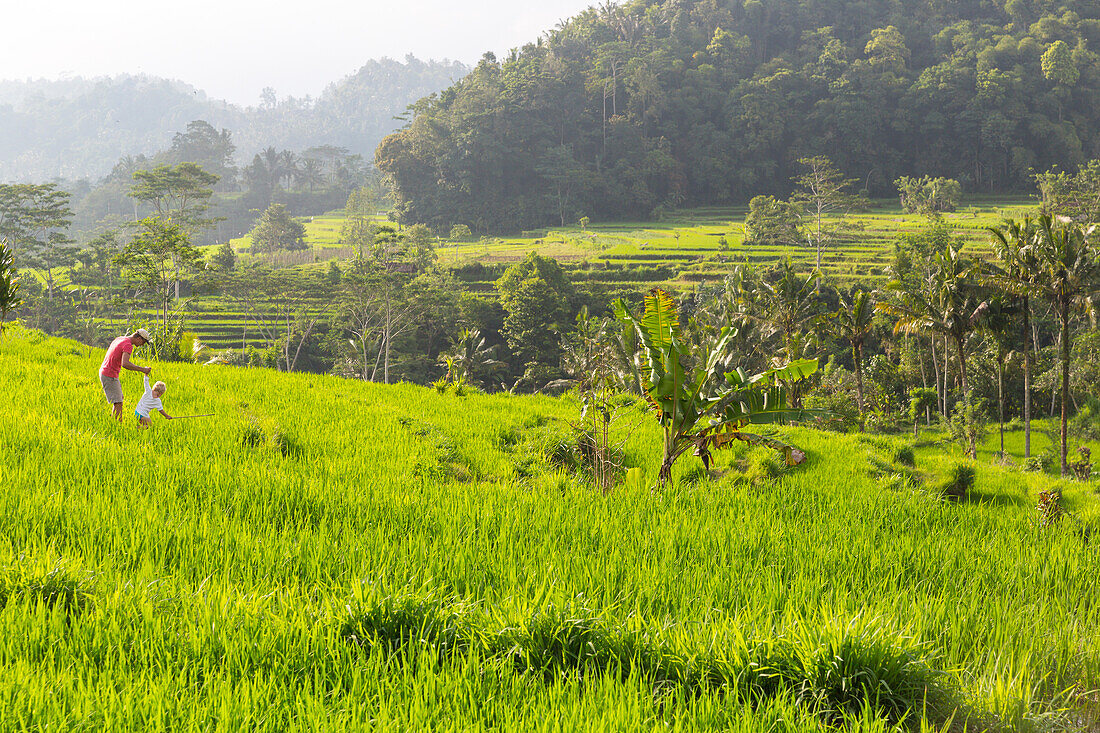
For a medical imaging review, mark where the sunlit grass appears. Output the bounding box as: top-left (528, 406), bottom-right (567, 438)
top-left (2, 326), bottom-right (1098, 730)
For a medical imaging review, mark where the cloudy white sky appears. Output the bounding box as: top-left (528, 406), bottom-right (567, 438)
top-left (0, 0), bottom-right (595, 105)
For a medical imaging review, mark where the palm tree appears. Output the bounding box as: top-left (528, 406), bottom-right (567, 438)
top-left (752, 260), bottom-right (821, 360)
top-left (973, 297), bottom-right (1016, 459)
top-left (278, 150), bottom-right (300, 190)
top-left (1032, 215), bottom-right (1100, 475)
top-left (880, 246), bottom-right (983, 454)
top-left (299, 158), bottom-right (325, 194)
top-left (750, 261), bottom-right (823, 406)
top-left (987, 217), bottom-right (1040, 458)
top-left (440, 328), bottom-right (503, 387)
top-left (829, 288), bottom-right (875, 429)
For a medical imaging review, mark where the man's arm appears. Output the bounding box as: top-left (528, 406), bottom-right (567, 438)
top-left (121, 351), bottom-right (151, 375)
top-left (159, 409), bottom-right (174, 420)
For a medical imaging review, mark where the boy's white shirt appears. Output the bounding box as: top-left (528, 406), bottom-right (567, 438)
top-left (135, 375), bottom-right (163, 418)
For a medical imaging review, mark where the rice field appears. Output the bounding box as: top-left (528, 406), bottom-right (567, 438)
top-left (2, 326), bottom-right (1098, 730)
top-left (169, 197), bottom-right (1041, 349)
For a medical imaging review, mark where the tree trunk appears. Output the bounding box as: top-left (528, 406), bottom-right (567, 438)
top-left (1060, 301), bottom-right (1070, 476)
top-left (1022, 294), bottom-right (1031, 459)
top-left (385, 326), bottom-right (391, 384)
top-left (930, 335), bottom-right (943, 415)
top-left (657, 432), bottom-right (678, 487)
top-left (853, 342), bottom-right (865, 431)
top-left (997, 356), bottom-right (1005, 459)
top-left (954, 335), bottom-right (969, 396)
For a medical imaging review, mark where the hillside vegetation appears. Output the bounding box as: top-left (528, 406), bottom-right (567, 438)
top-left (0, 57), bottom-right (468, 182)
top-left (2, 326), bottom-right (1098, 730)
top-left (379, 0), bottom-right (1100, 229)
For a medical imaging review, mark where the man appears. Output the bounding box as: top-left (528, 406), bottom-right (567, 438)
top-left (99, 329), bottom-right (153, 422)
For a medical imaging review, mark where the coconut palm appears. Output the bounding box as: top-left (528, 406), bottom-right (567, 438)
top-left (986, 216), bottom-right (1040, 457)
top-left (828, 288), bottom-right (875, 428)
top-left (973, 297), bottom-right (1017, 459)
top-left (1031, 215), bottom-right (1100, 475)
top-left (440, 328), bottom-right (503, 387)
top-left (880, 246), bottom-right (983, 454)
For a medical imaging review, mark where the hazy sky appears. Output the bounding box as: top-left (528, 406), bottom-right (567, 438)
top-left (0, 0), bottom-right (595, 105)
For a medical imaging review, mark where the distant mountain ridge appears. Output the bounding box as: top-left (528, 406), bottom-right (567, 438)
top-left (0, 56), bottom-right (470, 182)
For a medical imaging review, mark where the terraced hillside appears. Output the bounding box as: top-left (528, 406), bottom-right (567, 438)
top-left (173, 198), bottom-right (1035, 350)
top-left (2, 326), bottom-right (1098, 730)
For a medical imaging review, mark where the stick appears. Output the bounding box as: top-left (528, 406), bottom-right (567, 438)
top-left (172, 414), bottom-right (215, 419)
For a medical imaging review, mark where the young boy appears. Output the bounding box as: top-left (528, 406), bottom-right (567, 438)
top-left (135, 374), bottom-right (174, 427)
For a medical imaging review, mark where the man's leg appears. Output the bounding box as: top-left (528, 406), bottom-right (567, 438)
top-left (101, 376), bottom-right (125, 422)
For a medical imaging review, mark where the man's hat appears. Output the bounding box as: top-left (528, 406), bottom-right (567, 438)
top-left (133, 328), bottom-right (152, 343)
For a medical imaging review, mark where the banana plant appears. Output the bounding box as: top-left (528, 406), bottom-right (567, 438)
top-left (615, 289), bottom-right (819, 486)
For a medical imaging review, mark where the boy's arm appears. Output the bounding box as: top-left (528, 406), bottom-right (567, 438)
top-left (121, 351), bottom-right (151, 375)
top-left (159, 409), bottom-right (173, 420)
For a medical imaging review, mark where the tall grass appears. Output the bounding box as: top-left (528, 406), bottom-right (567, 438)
top-left (1, 325), bottom-right (1097, 730)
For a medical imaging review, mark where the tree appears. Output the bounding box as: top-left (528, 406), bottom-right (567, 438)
top-left (1034, 161), bottom-right (1100, 223)
top-left (828, 289), bottom-right (875, 428)
top-left (439, 328), bottom-right (504, 387)
top-left (114, 217), bottom-right (204, 358)
top-left (497, 253), bottom-right (574, 372)
top-left (130, 163), bottom-right (220, 233)
top-left (745, 195), bottom-right (802, 246)
top-left (223, 267), bottom-right (321, 373)
top-left (972, 296), bottom-right (1016, 459)
top-left (0, 242), bottom-right (21, 341)
top-left (403, 224), bottom-right (437, 272)
top-left (895, 176), bottom-right (962, 215)
top-left (209, 242), bottom-right (237, 272)
top-left (169, 120), bottom-right (236, 187)
top-left (987, 217), bottom-right (1041, 457)
top-left (791, 156), bottom-right (862, 271)
top-left (881, 246), bottom-right (983, 454)
top-left (298, 158), bottom-right (326, 194)
top-left (751, 261), bottom-right (822, 366)
top-left (615, 289), bottom-right (818, 485)
top-left (449, 224), bottom-right (473, 242)
top-left (1032, 215), bottom-right (1100, 475)
top-left (249, 204), bottom-right (307, 254)
top-left (0, 183), bottom-right (75, 303)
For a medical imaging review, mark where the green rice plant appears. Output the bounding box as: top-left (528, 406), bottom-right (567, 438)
top-left (938, 462), bottom-right (976, 500)
top-left (0, 561), bottom-right (94, 616)
top-left (0, 329), bottom-right (1098, 730)
top-left (893, 445), bottom-right (916, 467)
top-left (786, 616), bottom-right (953, 726)
top-left (342, 592), bottom-right (482, 662)
top-left (741, 447), bottom-right (785, 485)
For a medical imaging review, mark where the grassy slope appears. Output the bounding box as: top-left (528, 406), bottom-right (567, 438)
top-left (2, 328), bottom-right (1098, 731)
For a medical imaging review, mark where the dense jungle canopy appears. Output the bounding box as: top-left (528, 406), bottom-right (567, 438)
top-left (377, 0), bottom-right (1100, 230)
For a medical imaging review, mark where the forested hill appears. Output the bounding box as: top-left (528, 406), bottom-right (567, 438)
top-left (378, 0), bottom-right (1100, 230)
top-left (0, 57), bottom-right (469, 182)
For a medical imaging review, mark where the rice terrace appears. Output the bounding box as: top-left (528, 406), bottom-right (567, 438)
top-left (5, 0), bottom-right (1100, 730)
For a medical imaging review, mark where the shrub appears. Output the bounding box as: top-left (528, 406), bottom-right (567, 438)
top-left (1069, 446), bottom-right (1092, 481)
top-left (1023, 456), bottom-right (1045, 472)
top-left (892, 446), bottom-right (915, 466)
top-left (938, 462), bottom-right (975, 500)
top-left (743, 447), bottom-right (784, 485)
top-left (1037, 487), bottom-right (1065, 526)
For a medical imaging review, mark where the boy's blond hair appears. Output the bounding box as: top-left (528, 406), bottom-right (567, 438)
top-left (153, 381), bottom-right (167, 396)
